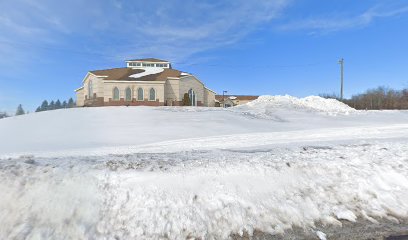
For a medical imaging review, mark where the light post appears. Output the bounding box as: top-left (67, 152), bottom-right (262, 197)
top-left (222, 90), bottom-right (228, 108)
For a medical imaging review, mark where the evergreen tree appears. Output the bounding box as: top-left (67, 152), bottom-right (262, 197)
top-left (182, 93), bottom-right (191, 106)
top-left (15, 104), bottom-right (25, 116)
top-left (68, 98), bottom-right (75, 108)
top-left (55, 99), bottom-right (62, 109)
top-left (49, 100), bottom-right (55, 110)
top-left (62, 100), bottom-right (68, 108)
top-left (35, 107), bottom-right (41, 112)
top-left (40, 100), bottom-right (49, 111)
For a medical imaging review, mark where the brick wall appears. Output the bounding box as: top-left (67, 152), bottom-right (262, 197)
top-left (105, 98), bottom-right (164, 106)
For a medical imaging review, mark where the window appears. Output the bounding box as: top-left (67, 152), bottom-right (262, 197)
top-left (130, 62), bottom-right (142, 67)
top-left (188, 89), bottom-right (196, 106)
top-left (137, 88), bottom-right (144, 101)
top-left (88, 80), bottom-right (93, 99)
top-left (149, 88), bottom-right (156, 101)
top-left (125, 87), bottom-right (132, 101)
top-left (113, 87), bottom-right (119, 100)
top-left (163, 64), bottom-right (168, 68)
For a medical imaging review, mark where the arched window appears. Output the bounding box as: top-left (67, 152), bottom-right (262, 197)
top-left (125, 87), bottom-right (132, 101)
top-left (149, 88), bottom-right (156, 101)
top-left (88, 80), bottom-right (93, 99)
top-left (113, 87), bottom-right (119, 101)
top-left (137, 88), bottom-right (144, 101)
top-left (188, 89), bottom-right (196, 106)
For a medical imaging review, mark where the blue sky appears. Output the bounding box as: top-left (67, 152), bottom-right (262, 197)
top-left (1, 0), bottom-right (408, 113)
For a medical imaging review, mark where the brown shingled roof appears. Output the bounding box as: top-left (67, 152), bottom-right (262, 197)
top-left (126, 58), bottom-right (169, 62)
top-left (90, 67), bottom-right (182, 81)
top-left (215, 95), bottom-right (259, 101)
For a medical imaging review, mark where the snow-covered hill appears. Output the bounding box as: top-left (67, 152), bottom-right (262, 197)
top-left (1, 96), bottom-right (408, 239)
top-left (0, 96), bottom-right (404, 158)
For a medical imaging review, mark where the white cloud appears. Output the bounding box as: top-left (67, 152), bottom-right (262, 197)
top-left (0, 0), bottom-right (291, 63)
top-left (279, 3), bottom-right (408, 33)
top-left (2, 0), bottom-right (406, 65)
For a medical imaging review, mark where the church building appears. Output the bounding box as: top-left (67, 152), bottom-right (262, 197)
top-left (75, 58), bottom-right (216, 107)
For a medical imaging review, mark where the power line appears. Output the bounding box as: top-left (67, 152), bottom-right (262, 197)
top-left (173, 61), bottom-right (332, 69)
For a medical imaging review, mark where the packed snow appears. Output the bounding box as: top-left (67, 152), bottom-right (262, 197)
top-left (233, 95), bottom-right (356, 118)
top-left (316, 231), bottom-right (327, 240)
top-left (129, 67), bottom-right (164, 78)
top-left (1, 95), bottom-right (408, 239)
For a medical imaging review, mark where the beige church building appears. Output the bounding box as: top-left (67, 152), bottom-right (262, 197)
top-left (75, 58), bottom-right (216, 107)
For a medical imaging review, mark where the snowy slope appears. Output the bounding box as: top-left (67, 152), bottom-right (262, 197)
top-left (1, 96), bottom-right (408, 239)
top-left (0, 96), bottom-right (406, 157)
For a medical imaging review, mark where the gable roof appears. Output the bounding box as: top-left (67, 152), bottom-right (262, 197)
top-left (90, 67), bottom-right (182, 81)
top-left (126, 58), bottom-right (169, 63)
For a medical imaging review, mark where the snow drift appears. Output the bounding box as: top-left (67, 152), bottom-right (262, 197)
top-left (233, 95), bottom-right (356, 119)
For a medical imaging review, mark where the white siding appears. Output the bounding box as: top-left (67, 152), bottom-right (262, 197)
top-left (82, 74), bottom-right (103, 99)
top-left (164, 79), bottom-right (180, 102)
top-left (204, 89), bottom-right (216, 107)
top-left (76, 89), bottom-right (84, 106)
top-left (179, 76), bottom-right (205, 104)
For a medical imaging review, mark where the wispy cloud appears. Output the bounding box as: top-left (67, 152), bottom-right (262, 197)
top-left (2, 0), bottom-right (407, 66)
top-left (0, 0), bottom-right (291, 63)
top-left (279, 3), bottom-right (408, 33)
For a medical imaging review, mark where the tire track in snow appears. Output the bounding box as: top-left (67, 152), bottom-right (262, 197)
top-left (1, 124), bottom-right (408, 159)
top-left (112, 123), bottom-right (408, 154)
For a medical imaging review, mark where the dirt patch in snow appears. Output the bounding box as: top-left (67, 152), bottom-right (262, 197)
top-left (231, 218), bottom-right (408, 240)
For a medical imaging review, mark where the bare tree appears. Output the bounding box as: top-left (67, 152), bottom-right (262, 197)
top-left (340, 86), bottom-right (408, 110)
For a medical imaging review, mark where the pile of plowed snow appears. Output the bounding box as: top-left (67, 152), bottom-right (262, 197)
top-left (235, 95), bottom-right (356, 117)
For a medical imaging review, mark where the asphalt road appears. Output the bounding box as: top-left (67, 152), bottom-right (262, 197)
top-left (231, 218), bottom-right (408, 240)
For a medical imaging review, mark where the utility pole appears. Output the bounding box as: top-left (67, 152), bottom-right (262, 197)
top-left (338, 58), bottom-right (344, 100)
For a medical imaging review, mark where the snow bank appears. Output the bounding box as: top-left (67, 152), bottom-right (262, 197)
top-left (235, 95), bottom-right (356, 117)
top-left (316, 231), bottom-right (327, 240)
top-left (1, 142), bottom-right (408, 239)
